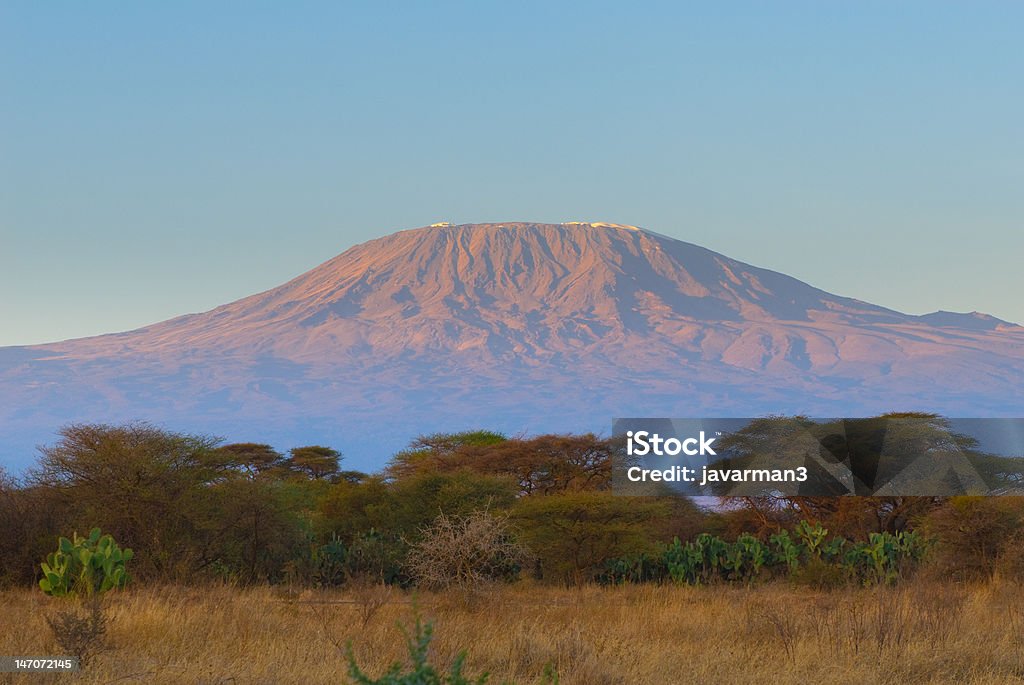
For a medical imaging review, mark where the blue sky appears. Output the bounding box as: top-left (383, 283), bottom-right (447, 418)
top-left (2, 2), bottom-right (1022, 346)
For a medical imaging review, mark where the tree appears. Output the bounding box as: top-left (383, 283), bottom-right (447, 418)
top-left (317, 471), bottom-right (518, 544)
top-left (287, 445), bottom-right (342, 480)
top-left (477, 434), bottom-right (614, 494)
top-left (388, 432), bottom-right (614, 494)
top-left (512, 492), bottom-right (668, 583)
top-left (0, 467), bottom-right (66, 586)
top-left (214, 443), bottom-right (286, 478)
top-left (32, 423), bottom-right (225, 580)
top-left (386, 431), bottom-right (508, 480)
top-left (203, 475), bottom-right (313, 583)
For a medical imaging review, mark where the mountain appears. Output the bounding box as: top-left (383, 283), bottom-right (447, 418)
top-left (2, 222), bottom-right (1023, 471)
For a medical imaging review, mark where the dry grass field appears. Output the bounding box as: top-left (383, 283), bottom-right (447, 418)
top-left (3, 580), bottom-right (1024, 684)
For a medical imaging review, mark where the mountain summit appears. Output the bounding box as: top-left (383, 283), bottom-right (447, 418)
top-left (3, 222), bottom-right (1022, 469)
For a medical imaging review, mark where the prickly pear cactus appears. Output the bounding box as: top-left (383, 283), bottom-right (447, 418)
top-left (39, 528), bottom-right (134, 598)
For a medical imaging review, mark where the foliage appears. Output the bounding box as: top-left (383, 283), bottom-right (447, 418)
top-left (920, 496), bottom-right (1024, 580)
top-left (345, 529), bottom-right (408, 585)
top-left (286, 533), bottom-right (350, 588)
top-left (314, 534), bottom-right (349, 587)
top-left (346, 614), bottom-right (490, 685)
top-left (513, 491), bottom-right (668, 583)
top-left (318, 472), bottom-right (518, 547)
top-left (9, 418), bottom-right (1022, 595)
top-left (215, 442), bottom-right (287, 478)
top-left (33, 423), bottom-right (224, 580)
top-left (209, 476), bottom-right (314, 583)
top-left (600, 522), bottom-right (929, 587)
top-left (39, 528), bottom-right (133, 598)
top-left (0, 468), bottom-right (62, 586)
top-left (707, 414), bottom-right (1019, 539)
top-left (288, 445), bottom-right (343, 480)
top-left (708, 414), bottom-right (986, 496)
top-left (387, 431), bottom-right (509, 480)
top-left (388, 432), bottom-right (614, 495)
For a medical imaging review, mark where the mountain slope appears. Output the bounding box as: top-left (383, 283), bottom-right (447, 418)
top-left (2, 222), bottom-right (1022, 470)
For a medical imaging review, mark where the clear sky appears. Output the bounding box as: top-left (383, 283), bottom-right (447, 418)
top-left (2, 2), bottom-right (1022, 346)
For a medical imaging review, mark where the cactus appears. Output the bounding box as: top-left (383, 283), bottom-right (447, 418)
top-left (736, 533), bottom-right (768, 581)
top-left (694, 533), bottom-right (727, 580)
top-left (821, 536), bottom-right (847, 563)
top-left (770, 530), bottom-right (801, 572)
top-left (665, 538), bottom-right (705, 585)
top-left (601, 552), bottom-right (662, 584)
top-left (606, 522), bottom-right (930, 588)
top-left (794, 520), bottom-right (828, 559)
top-left (663, 537), bottom-right (695, 584)
top-left (39, 528), bottom-right (133, 598)
top-left (722, 543), bottom-right (745, 580)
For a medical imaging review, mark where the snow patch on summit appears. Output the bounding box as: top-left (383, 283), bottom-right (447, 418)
top-left (567, 221), bottom-right (641, 231)
top-left (564, 221), bottom-right (641, 231)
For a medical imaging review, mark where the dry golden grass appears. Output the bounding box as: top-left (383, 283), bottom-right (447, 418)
top-left (3, 580), bottom-right (1024, 684)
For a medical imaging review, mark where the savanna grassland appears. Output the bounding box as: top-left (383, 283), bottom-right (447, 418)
top-left (3, 580), bottom-right (1024, 685)
top-left (7, 420), bottom-right (1024, 684)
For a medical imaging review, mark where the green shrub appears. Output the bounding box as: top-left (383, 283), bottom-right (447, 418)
top-left (346, 614), bottom-right (489, 685)
top-left (314, 534), bottom-right (348, 588)
top-left (345, 529), bottom-right (408, 585)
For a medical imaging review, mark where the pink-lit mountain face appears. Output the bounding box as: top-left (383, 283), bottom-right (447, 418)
top-left (2, 223), bottom-right (1023, 470)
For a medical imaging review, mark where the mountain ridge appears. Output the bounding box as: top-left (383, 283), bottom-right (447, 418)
top-left (2, 222), bottom-right (1022, 471)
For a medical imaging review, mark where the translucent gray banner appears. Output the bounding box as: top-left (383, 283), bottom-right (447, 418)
top-left (612, 417), bottom-right (1024, 497)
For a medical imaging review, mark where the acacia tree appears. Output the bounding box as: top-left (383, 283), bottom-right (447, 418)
top-left (214, 443), bottom-right (286, 478)
top-left (287, 445), bottom-right (342, 480)
top-left (387, 432), bottom-right (614, 494)
top-left (478, 434), bottom-right (615, 494)
top-left (32, 423), bottom-right (225, 579)
top-left (386, 430), bottom-right (508, 480)
top-left (31, 423), bottom-right (312, 582)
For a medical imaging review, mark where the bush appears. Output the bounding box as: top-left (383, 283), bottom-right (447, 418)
top-left (345, 611), bottom-right (561, 685)
top-left (790, 557), bottom-right (848, 589)
top-left (45, 598), bottom-right (108, 667)
top-left (346, 529), bottom-right (408, 585)
top-left (920, 497), bottom-right (1024, 581)
top-left (346, 614), bottom-right (490, 685)
top-left (406, 510), bottom-right (529, 591)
